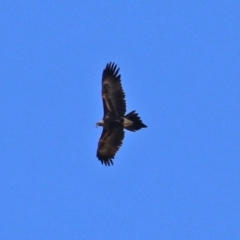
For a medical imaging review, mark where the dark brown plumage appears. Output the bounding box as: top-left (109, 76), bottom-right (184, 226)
top-left (96, 62), bottom-right (147, 165)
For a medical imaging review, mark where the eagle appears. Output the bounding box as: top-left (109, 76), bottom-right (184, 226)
top-left (96, 62), bottom-right (147, 165)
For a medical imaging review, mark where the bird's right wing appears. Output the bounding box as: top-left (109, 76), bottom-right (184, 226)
top-left (97, 127), bottom-right (125, 166)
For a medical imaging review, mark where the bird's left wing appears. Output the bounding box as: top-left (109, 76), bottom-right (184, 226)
top-left (101, 62), bottom-right (126, 117)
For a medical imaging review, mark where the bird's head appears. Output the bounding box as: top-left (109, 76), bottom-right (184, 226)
top-left (96, 120), bottom-right (104, 127)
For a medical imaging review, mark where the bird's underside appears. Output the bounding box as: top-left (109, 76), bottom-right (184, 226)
top-left (96, 62), bottom-right (147, 166)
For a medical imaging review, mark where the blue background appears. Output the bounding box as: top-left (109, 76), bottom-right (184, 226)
top-left (1, 1), bottom-right (240, 239)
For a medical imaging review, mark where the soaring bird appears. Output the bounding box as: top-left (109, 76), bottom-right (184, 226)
top-left (96, 62), bottom-right (147, 165)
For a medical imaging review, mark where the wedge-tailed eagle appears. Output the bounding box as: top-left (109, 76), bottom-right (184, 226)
top-left (96, 62), bottom-right (147, 166)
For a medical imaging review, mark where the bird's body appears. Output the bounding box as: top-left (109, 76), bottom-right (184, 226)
top-left (96, 62), bottom-right (147, 165)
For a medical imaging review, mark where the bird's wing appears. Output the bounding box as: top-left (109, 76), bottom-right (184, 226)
top-left (97, 127), bottom-right (125, 165)
top-left (101, 62), bottom-right (126, 117)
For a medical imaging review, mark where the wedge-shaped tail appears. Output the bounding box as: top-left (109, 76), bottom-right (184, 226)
top-left (124, 110), bottom-right (147, 132)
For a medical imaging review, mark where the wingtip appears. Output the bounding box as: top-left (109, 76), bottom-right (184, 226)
top-left (106, 62), bottom-right (118, 70)
top-left (97, 153), bottom-right (114, 166)
top-left (101, 159), bottom-right (114, 166)
top-left (103, 62), bottom-right (120, 79)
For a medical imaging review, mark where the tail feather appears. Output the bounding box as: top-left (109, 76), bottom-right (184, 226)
top-left (124, 110), bottom-right (147, 132)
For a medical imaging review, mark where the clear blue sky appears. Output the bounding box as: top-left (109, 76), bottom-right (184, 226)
top-left (1, 1), bottom-right (240, 239)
